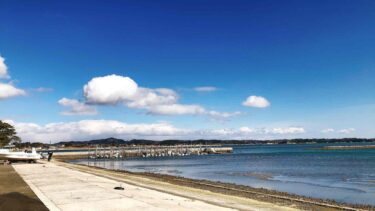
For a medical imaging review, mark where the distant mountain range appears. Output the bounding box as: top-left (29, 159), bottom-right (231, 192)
top-left (15, 137), bottom-right (375, 148)
top-left (54, 137), bottom-right (375, 146)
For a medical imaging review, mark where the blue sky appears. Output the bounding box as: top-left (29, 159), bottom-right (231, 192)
top-left (0, 0), bottom-right (374, 142)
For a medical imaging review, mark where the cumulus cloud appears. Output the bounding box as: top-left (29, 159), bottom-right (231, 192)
top-left (84, 74), bottom-right (138, 104)
top-left (270, 127), bottom-right (305, 134)
top-left (206, 111), bottom-right (243, 121)
top-left (0, 83), bottom-right (26, 99)
top-left (0, 56), bottom-right (9, 79)
top-left (242, 95), bottom-right (270, 108)
top-left (58, 98), bottom-right (98, 116)
top-left (147, 104), bottom-right (242, 120)
top-left (338, 128), bottom-right (355, 134)
top-left (80, 74), bottom-right (240, 120)
top-left (200, 126), bottom-right (305, 140)
top-left (126, 88), bottom-right (179, 109)
top-left (321, 128), bottom-right (355, 134)
top-left (194, 86), bottom-right (217, 92)
top-left (5, 119), bottom-right (189, 143)
top-left (237, 126), bottom-right (305, 135)
top-left (0, 55), bottom-right (27, 99)
top-left (321, 128), bottom-right (335, 133)
top-left (4, 119), bottom-right (306, 143)
top-left (147, 104), bottom-right (206, 115)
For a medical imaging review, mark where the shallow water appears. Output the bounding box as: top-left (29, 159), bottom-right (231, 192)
top-left (72, 142), bottom-right (375, 205)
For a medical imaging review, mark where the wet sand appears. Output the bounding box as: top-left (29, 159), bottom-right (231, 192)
top-left (0, 165), bottom-right (48, 211)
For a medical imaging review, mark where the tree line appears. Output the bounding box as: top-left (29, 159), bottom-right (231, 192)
top-left (0, 120), bottom-right (21, 147)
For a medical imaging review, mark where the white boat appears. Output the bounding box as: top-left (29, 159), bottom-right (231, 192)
top-left (0, 148), bottom-right (41, 163)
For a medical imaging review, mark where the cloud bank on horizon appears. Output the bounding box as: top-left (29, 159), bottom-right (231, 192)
top-left (4, 119), bottom-right (306, 143)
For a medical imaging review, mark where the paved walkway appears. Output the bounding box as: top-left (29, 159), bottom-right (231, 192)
top-left (13, 162), bottom-right (234, 211)
top-left (0, 165), bottom-right (48, 211)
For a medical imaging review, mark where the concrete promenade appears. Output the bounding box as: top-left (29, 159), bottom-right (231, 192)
top-left (12, 162), bottom-right (234, 211)
top-left (0, 165), bottom-right (48, 211)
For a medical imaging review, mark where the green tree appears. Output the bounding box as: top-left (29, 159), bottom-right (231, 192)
top-left (0, 120), bottom-right (21, 147)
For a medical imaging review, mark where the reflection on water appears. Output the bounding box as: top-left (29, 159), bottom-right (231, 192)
top-left (72, 142), bottom-right (375, 205)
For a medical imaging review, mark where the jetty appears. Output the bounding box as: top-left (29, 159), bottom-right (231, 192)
top-left (50, 145), bottom-right (233, 159)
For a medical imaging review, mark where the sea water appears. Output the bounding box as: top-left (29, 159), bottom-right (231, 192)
top-left (72, 142), bottom-right (375, 205)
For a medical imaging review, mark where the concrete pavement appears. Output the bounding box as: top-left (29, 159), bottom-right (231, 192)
top-left (12, 162), bottom-right (234, 211)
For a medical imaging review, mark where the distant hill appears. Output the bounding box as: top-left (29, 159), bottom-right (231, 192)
top-left (53, 137), bottom-right (375, 147)
top-left (57, 137), bottom-right (127, 146)
top-left (14, 138), bottom-right (375, 149)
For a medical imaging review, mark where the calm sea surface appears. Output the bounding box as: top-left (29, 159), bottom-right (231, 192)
top-left (72, 142), bottom-right (375, 205)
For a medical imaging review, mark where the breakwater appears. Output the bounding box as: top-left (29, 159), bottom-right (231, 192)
top-left (321, 145), bottom-right (375, 150)
top-left (52, 145), bottom-right (233, 159)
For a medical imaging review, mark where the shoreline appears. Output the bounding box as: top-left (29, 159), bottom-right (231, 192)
top-left (57, 158), bottom-right (374, 211)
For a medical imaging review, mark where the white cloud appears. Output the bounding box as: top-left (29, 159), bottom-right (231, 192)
top-left (4, 119), bottom-right (306, 143)
top-left (338, 128), bottom-right (355, 134)
top-left (147, 104), bottom-right (206, 115)
top-left (5, 119), bottom-right (188, 143)
top-left (321, 128), bottom-right (356, 134)
top-left (239, 127), bottom-right (256, 133)
top-left (0, 56), bottom-right (9, 79)
top-left (84, 74), bottom-right (138, 104)
top-left (194, 86), bottom-right (217, 92)
top-left (0, 83), bottom-right (26, 99)
top-left (242, 95), bottom-right (270, 108)
top-left (201, 126), bottom-right (305, 139)
top-left (58, 98), bottom-right (98, 116)
top-left (81, 74), bottom-right (240, 120)
top-left (270, 127), bottom-right (305, 134)
top-left (0, 55), bottom-right (27, 99)
top-left (126, 88), bottom-right (179, 109)
top-left (147, 104), bottom-right (242, 120)
top-left (206, 110), bottom-right (242, 121)
top-left (238, 127), bottom-right (305, 135)
top-left (321, 128), bottom-right (335, 133)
